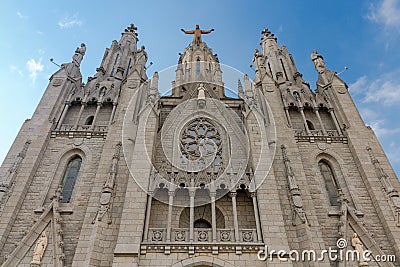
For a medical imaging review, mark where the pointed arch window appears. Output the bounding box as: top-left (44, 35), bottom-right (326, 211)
top-left (85, 115), bottom-right (94, 125)
top-left (196, 58), bottom-right (201, 76)
top-left (306, 120), bottom-right (315, 130)
top-left (319, 160), bottom-right (339, 206)
top-left (61, 156), bottom-right (82, 203)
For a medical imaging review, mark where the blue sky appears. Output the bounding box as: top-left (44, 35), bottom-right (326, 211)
top-left (1, 1), bottom-right (399, 176)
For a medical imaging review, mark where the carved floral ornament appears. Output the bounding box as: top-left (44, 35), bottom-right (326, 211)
top-left (180, 117), bottom-right (221, 160)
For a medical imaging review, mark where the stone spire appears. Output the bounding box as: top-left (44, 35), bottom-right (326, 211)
top-left (259, 27), bottom-right (299, 83)
top-left (171, 26), bottom-right (224, 99)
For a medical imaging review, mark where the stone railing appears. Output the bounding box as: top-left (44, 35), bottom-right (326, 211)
top-left (147, 227), bottom-right (256, 243)
top-left (51, 124), bottom-right (108, 138)
top-left (217, 228), bottom-right (235, 242)
top-left (239, 229), bottom-right (257, 243)
top-left (293, 129), bottom-right (347, 143)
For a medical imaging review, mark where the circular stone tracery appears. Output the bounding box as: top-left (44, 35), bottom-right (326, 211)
top-left (180, 118), bottom-right (221, 160)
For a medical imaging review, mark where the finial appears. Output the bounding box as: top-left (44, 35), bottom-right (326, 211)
top-left (123, 23), bottom-right (138, 36)
top-left (261, 27), bottom-right (277, 41)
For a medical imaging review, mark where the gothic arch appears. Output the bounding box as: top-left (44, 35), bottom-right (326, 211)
top-left (178, 205), bottom-right (225, 228)
top-left (40, 146), bottom-right (91, 206)
top-left (170, 256), bottom-right (235, 267)
top-left (313, 150), bottom-right (359, 209)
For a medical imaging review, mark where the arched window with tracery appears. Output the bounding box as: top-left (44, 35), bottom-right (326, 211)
top-left (318, 160), bottom-right (339, 206)
top-left (61, 156), bottom-right (82, 203)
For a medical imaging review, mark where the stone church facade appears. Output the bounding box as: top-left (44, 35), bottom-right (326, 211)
top-left (0, 24), bottom-right (399, 267)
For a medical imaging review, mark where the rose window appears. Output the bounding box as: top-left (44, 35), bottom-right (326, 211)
top-left (180, 118), bottom-right (221, 160)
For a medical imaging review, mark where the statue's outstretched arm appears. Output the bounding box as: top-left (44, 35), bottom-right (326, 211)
top-left (201, 29), bottom-right (214, 34)
top-left (181, 29), bottom-right (195, 34)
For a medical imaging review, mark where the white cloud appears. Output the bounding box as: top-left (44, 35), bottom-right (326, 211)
top-left (16, 11), bottom-right (28, 19)
top-left (350, 71), bottom-right (400, 106)
top-left (368, 0), bottom-right (400, 31)
top-left (26, 58), bottom-right (44, 83)
top-left (367, 119), bottom-right (400, 138)
top-left (363, 79), bottom-right (400, 105)
top-left (359, 107), bottom-right (378, 121)
top-left (348, 75), bottom-right (367, 94)
top-left (58, 14), bottom-right (82, 29)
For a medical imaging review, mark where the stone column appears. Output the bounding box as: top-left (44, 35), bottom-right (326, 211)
top-left (143, 192), bottom-right (153, 242)
top-left (56, 102), bottom-right (71, 130)
top-left (314, 108), bottom-right (327, 135)
top-left (73, 103), bottom-right (86, 130)
top-left (189, 190), bottom-right (195, 242)
top-left (108, 103), bottom-right (117, 126)
top-left (210, 191), bottom-right (217, 242)
top-left (90, 102), bottom-right (102, 130)
top-left (230, 191), bottom-right (240, 242)
top-left (284, 107), bottom-right (292, 127)
top-left (166, 190), bottom-right (175, 242)
top-left (329, 108), bottom-right (342, 135)
top-left (299, 107), bottom-right (311, 135)
top-left (251, 192), bottom-right (262, 242)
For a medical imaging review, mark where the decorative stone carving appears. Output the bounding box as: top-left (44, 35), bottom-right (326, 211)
top-left (310, 50), bottom-right (335, 87)
top-left (63, 43), bottom-right (86, 80)
top-left (31, 231), bottom-right (48, 266)
top-left (351, 233), bottom-right (369, 266)
top-left (180, 118), bottom-right (221, 160)
top-left (281, 145), bottom-right (309, 226)
top-left (0, 139), bottom-right (31, 209)
top-left (133, 45), bottom-right (148, 78)
top-left (51, 187), bottom-right (66, 266)
top-left (197, 230), bottom-right (208, 242)
top-left (152, 230), bottom-right (164, 241)
top-left (220, 231), bottom-right (231, 242)
top-left (242, 231), bottom-right (254, 242)
top-left (148, 72), bottom-right (159, 103)
top-left (93, 142), bottom-right (122, 224)
top-left (337, 189), bottom-right (348, 238)
top-left (175, 230), bottom-right (186, 242)
top-left (367, 146), bottom-right (400, 226)
top-left (72, 43), bottom-right (86, 67)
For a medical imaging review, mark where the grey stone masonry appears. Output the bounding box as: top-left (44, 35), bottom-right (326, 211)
top-left (0, 25), bottom-right (399, 267)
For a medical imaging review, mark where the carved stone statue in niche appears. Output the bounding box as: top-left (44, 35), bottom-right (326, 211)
top-left (31, 231), bottom-right (48, 265)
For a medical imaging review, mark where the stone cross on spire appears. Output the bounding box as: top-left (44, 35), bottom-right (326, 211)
top-left (181, 24), bottom-right (214, 44)
top-left (124, 23), bottom-right (138, 36)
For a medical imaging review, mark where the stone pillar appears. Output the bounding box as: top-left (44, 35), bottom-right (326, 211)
top-left (56, 102), bottom-right (71, 130)
top-left (251, 192), bottom-right (262, 242)
top-left (73, 103), bottom-right (86, 130)
top-left (314, 108), bottom-right (327, 135)
top-left (143, 192), bottom-right (153, 241)
top-left (90, 102), bottom-right (102, 130)
top-left (230, 191), bottom-right (240, 242)
top-left (166, 190), bottom-right (175, 242)
top-left (189, 190), bottom-right (195, 242)
top-left (210, 191), bottom-right (217, 242)
top-left (329, 108), bottom-right (342, 135)
top-left (108, 103), bottom-right (117, 126)
top-left (299, 107), bottom-right (311, 135)
top-left (284, 107), bottom-right (292, 127)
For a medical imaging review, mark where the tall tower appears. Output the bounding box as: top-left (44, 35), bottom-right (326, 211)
top-left (0, 24), bottom-right (399, 267)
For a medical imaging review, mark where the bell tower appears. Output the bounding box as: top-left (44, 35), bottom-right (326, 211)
top-left (172, 25), bottom-right (224, 99)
